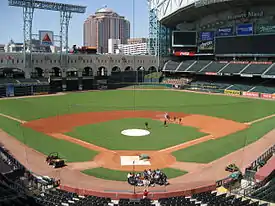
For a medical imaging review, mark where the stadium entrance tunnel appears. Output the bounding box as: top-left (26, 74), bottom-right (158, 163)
top-left (51, 67), bottom-right (61, 77)
top-left (83, 67), bottom-right (93, 77)
top-left (97, 66), bottom-right (107, 76)
top-left (0, 67), bottom-right (25, 78)
top-left (111, 66), bottom-right (121, 73)
top-left (125, 66), bottom-right (133, 71)
top-left (32, 67), bottom-right (44, 78)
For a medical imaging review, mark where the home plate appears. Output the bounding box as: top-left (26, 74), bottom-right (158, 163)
top-left (120, 156), bottom-right (151, 166)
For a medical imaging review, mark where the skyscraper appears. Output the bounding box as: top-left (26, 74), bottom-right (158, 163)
top-left (83, 7), bottom-right (130, 54)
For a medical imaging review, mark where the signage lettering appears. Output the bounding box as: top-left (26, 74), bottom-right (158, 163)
top-left (228, 11), bottom-right (264, 21)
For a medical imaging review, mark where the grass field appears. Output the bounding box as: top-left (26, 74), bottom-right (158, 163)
top-left (67, 118), bottom-right (206, 150)
top-left (82, 167), bottom-right (187, 181)
top-left (0, 90), bottom-right (275, 122)
top-left (0, 90), bottom-right (275, 179)
top-left (0, 116), bottom-right (98, 162)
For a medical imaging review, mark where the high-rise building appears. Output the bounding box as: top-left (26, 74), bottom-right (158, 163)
top-left (83, 7), bottom-right (130, 54)
top-left (127, 38), bottom-right (147, 45)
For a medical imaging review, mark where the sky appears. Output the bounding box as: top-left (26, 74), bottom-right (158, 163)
top-left (0, 0), bottom-right (148, 46)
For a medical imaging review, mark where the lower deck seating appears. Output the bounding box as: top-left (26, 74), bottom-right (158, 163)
top-left (220, 63), bottom-right (249, 74)
top-left (163, 61), bottom-right (180, 71)
top-left (202, 61), bottom-right (227, 73)
top-left (250, 177), bottom-right (275, 203)
top-left (251, 86), bottom-right (275, 94)
top-left (227, 84), bottom-right (254, 91)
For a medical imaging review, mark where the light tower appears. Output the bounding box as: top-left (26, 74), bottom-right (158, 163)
top-left (148, 0), bottom-right (171, 71)
top-left (8, 0), bottom-right (86, 77)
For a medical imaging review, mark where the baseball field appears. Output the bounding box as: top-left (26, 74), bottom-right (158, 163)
top-left (0, 89), bottom-right (275, 183)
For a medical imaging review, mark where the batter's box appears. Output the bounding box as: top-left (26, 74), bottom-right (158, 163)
top-left (120, 156), bottom-right (151, 166)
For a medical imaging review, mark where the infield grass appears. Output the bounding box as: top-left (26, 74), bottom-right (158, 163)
top-left (173, 116), bottom-right (275, 163)
top-left (66, 118), bottom-right (206, 150)
top-left (82, 167), bottom-right (187, 181)
top-left (0, 116), bottom-right (98, 162)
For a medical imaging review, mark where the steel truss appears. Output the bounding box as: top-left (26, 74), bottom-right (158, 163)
top-left (8, 0), bottom-right (86, 76)
top-left (148, 0), bottom-right (171, 58)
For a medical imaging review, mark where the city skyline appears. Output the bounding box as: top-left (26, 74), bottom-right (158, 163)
top-left (0, 0), bottom-right (148, 47)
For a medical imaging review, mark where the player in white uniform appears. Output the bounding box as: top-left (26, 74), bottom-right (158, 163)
top-left (164, 112), bottom-right (169, 120)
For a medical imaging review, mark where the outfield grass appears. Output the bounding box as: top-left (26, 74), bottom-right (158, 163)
top-left (0, 116), bottom-right (98, 162)
top-left (172, 116), bottom-right (275, 163)
top-left (66, 118), bottom-right (206, 150)
top-left (0, 90), bottom-right (274, 122)
top-left (82, 167), bottom-right (187, 181)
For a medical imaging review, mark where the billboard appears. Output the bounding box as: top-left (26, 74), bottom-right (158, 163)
top-left (236, 24), bottom-right (253, 36)
top-left (215, 34), bottom-right (275, 55)
top-left (172, 31), bottom-right (197, 47)
top-left (256, 24), bottom-right (275, 34)
top-left (39, 30), bottom-right (54, 46)
top-left (198, 40), bottom-right (214, 51)
top-left (217, 27), bottom-right (233, 36)
top-left (200, 31), bottom-right (214, 41)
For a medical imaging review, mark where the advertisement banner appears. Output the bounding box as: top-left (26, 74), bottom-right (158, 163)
top-left (200, 31), bottom-right (214, 41)
top-left (217, 27), bottom-right (233, 36)
top-left (261, 93), bottom-right (273, 99)
top-left (236, 24), bottom-right (253, 36)
top-left (224, 90), bottom-right (241, 95)
top-left (242, 92), bottom-right (259, 97)
top-left (256, 24), bottom-right (275, 34)
top-left (39, 30), bottom-right (54, 46)
top-left (198, 40), bottom-right (214, 50)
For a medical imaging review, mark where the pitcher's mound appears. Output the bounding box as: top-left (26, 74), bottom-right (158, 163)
top-left (121, 129), bottom-right (150, 137)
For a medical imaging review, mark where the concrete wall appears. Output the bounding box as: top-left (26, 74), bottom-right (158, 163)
top-left (0, 53), bottom-right (163, 78)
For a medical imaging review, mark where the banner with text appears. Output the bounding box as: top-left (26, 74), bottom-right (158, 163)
top-left (256, 24), bottom-right (275, 34)
top-left (242, 92), bottom-right (259, 97)
top-left (200, 31), bottom-right (215, 41)
top-left (217, 27), bottom-right (233, 36)
top-left (236, 23), bottom-right (253, 36)
top-left (260, 93), bottom-right (273, 99)
top-left (198, 40), bottom-right (214, 50)
top-left (224, 90), bottom-right (241, 95)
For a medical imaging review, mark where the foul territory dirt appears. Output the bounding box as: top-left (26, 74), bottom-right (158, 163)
top-left (23, 110), bottom-right (247, 171)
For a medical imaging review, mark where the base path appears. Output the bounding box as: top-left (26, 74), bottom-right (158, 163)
top-left (21, 110), bottom-right (248, 172)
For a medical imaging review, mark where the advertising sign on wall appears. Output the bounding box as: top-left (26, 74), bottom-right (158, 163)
top-left (224, 90), bottom-right (241, 95)
top-left (39, 30), bottom-right (54, 46)
top-left (198, 40), bottom-right (214, 50)
top-left (242, 92), bottom-right (259, 97)
top-left (236, 24), bottom-right (253, 36)
top-left (217, 27), bottom-right (233, 36)
top-left (256, 24), bottom-right (275, 34)
top-left (200, 31), bottom-right (214, 41)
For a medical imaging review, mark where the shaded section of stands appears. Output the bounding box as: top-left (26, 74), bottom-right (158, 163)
top-left (178, 60), bottom-right (196, 71)
top-left (163, 61), bottom-right (179, 71)
top-left (221, 62), bottom-right (249, 74)
top-left (187, 61), bottom-right (210, 72)
top-left (202, 61), bottom-right (227, 73)
top-left (251, 177), bottom-right (275, 203)
top-left (241, 64), bottom-right (272, 75)
top-left (255, 156), bottom-right (275, 182)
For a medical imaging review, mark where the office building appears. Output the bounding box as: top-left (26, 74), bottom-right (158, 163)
top-left (83, 7), bottom-right (130, 53)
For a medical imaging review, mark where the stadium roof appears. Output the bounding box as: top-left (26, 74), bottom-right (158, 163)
top-left (161, 0), bottom-right (275, 27)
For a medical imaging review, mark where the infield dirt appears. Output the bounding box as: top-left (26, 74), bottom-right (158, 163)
top-left (22, 110), bottom-right (248, 171)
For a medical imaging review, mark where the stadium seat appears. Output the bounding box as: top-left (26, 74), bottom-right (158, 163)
top-left (220, 62), bottom-right (249, 74)
top-left (241, 64), bottom-right (272, 75)
top-left (201, 61), bottom-right (227, 73)
top-left (187, 60), bottom-right (211, 72)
